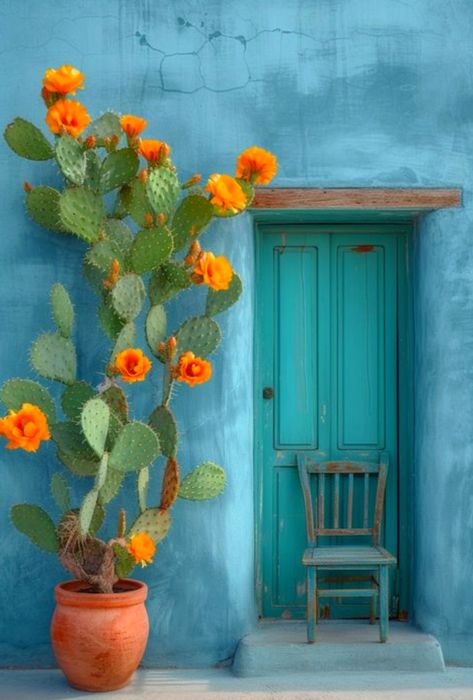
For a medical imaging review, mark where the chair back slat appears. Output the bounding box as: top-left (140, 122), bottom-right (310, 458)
top-left (297, 453), bottom-right (389, 545)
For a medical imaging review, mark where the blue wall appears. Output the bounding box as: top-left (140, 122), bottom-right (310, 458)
top-left (0, 0), bottom-right (472, 667)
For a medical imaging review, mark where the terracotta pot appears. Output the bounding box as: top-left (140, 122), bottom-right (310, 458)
top-left (51, 579), bottom-right (149, 692)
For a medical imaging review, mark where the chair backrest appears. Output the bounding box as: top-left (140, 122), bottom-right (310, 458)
top-left (296, 453), bottom-right (389, 546)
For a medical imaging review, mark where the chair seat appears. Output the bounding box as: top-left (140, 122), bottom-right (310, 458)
top-left (303, 545), bottom-right (396, 567)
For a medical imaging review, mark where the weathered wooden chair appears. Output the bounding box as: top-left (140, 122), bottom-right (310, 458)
top-left (296, 452), bottom-right (396, 643)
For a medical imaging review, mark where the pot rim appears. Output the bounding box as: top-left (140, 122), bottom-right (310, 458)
top-left (54, 578), bottom-right (148, 608)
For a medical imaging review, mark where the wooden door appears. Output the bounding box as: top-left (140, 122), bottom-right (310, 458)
top-left (256, 224), bottom-right (409, 619)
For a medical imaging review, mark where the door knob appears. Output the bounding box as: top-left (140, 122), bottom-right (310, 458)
top-left (263, 387), bottom-right (274, 399)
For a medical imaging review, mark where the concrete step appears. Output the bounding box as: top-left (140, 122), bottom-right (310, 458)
top-left (232, 620), bottom-right (445, 676)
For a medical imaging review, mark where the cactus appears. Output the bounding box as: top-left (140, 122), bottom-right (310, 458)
top-left (50, 473), bottom-right (71, 513)
top-left (61, 381), bottom-right (95, 421)
top-left (102, 385), bottom-right (128, 423)
top-left (178, 462), bottom-right (226, 500)
top-left (104, 218), bottom-right (134, 251)
top-left (109, 422), bottom-right (160, 472)
top-left (59, 186), bottom-right (106, 243)
top-left (58, 450), bottom-right (99, 477)
top-left (26, 186), bottom-right (67, 233)
top-left (85, 149), bottom-right (101, 191)
top-left (160, 457), bottom-right (180, 509)
top-left (111, 321), bottom-right (136, 361)
top-left (119, 178), bottom-right (153, 228)
top-left (129, 507), bottom-right (171, 543)
top-left (100, 466), bottom-right (125, 504)
top-left (146, 166), bottom-right (180, 219)
top-left (137, 466), bottom-right (149, 513)
top-left (172, 194), bottom-right (213, 250)
top-left (83, 260), bottom-right (106, 298)
top-left (98, 303), bottom-right (124, 341)
top-left (50, 283), bottom-right (74, 338)
top-left (149, 405), bottom-right (177, 458)
top-left (11, 504), bottom-right (59, 552)
top-left (55, 133), bottom-right (86, 185)
top-left (30, 332), bottom-right (77, 385)
top-left (100, 148), bottom-right (139, 193)
top-left (112, 542), bottom-right (136, 578)
top-left (95, 452), bottom-right (109, 491)
top-left (175, 315), bottom-right (221, 358)
top-left (130, 226), bottom-right (173, 274)
top-left (79, 488), bottom-right (99, 535)
top-left (87, 111), bottom-right (121, 147)
top-left (52, 421), bottom-right (99, 461)
top-left (87, 239), bottom-right (124, 273)
top-left (4, 117), bottom-right (53, 160)
top-left (145, 305), bottom-right (167, 357)
top-left (81, 398), bottom-right (110, 457)
top-left (0, 378), bottom-right (56, 425)
top-left (206, 272), bottom-right (242, 317)
top-left (149, 262), bottom-right (191, 305)
top-left (111, 274), bottom-right (145, 321)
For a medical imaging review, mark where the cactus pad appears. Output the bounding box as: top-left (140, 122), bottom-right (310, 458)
top-left (137, 466), bottom-right (149, 513)
top-left (30, 332), bottom-right (77, 385)
top-left (175, 315), bottom-right (221, 358)
top-left (160, 457), bottom-right (180, 509)
top-left (52, 421), bottom-right (99, 462)
top-left (87, 111), bottom-right (121, 147)
top-left (111, 321), bottom-right (136, 361)
top-left (87, 239), bottom-right (124, 273)
top-left (0, 378), bottom-right (56, 425)
top-left (57, 450), bottom-right (99, 477)
top-left (119, 178), bottom-right (153, 227)
top-left (149, 405), bottom-right (177, 458)
top-left (85, 150), bottom-right (101, 191)
top-left (111, 274), bottom-right (145, 321)
top-left (50, 473), bottom-right (71, 513)
top-left (129, 507), bottom-right (171, 544)
top-left (60, 381), bottom-right (95, 421)
top-left (104, 218), bottom-right (134, 251)
top-left (206, 272), bottom-right (242, 316)
top-left (4, 117), bottom-right (54, 160)
top-left (100, 148), bottom-right (139, 193)
top-left (59, 186), bottom-right (106, 243)
top-left (83, 260), bottom-right (106, 298)
top-left (130, 226), bottom-right (173, 274)
top-left (79, 488), bottom-right (99, 535)
top-left (95, 453), bottom-right (109, 491)
top-left (11, 504), bottom-right (59, 552)
top-left (113, 542), bottom-right (136, 578)
top-left (81, 398), bottom-right (110, 457)
top-left (178, 462), bottom-right (226, 500)
top-left (26, 186), bottom-right (67, 233)
top-left (55, 134), bottom-right (86, 185)
top-left (99, 466), bottom-right (125, 504)
top-left (50, 283), bottom-right (74, 338)
top-left (98, 303), bottom-right (124, 341)
top-left (109, 422), bottom-right (160, 472)
top-left (149, 262), bottom-right (191, 304)
top-left (102, 385), bottom-right (129, 423)
top-left (172, 194), bottom-right (213, 250)
top-left (146, 167), bottom-right (180, 219)
top-left (145, 305), bottom-right (167, 357)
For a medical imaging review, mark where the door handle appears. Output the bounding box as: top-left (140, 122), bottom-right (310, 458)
top-left (263, 387), bottom-right (274, 399)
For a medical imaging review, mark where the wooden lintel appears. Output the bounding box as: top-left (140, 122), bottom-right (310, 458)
top-left (251, 188), bottom-right (461, 210)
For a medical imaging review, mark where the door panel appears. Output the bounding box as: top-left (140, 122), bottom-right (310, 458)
top-left (258, 225), bottom-right (406, 620)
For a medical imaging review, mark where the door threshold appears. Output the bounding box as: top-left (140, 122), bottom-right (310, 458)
top-left (232, 620), bottom-right (445, 676)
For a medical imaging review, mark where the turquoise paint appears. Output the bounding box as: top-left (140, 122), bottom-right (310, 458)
top-left (0, 0), bottom-right (471, 667)
top-left (257, 226), bottom-right (405, 619)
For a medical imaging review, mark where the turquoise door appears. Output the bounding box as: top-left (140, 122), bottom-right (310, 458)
top-left (256, 224), bottom-right (410, 620)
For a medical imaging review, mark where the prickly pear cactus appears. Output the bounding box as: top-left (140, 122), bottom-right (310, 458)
top-left (59, 186), bottom-right (105, 243)
top-left (175, 315), bottom-right (221, 358)
top-left (111, 274), bottom-right (145, 321)
top-left (129, 507), bottom-right (171, 543)
top-left (26, 186), bottom-right (67, 233)
top-left (149, 262), bottom-right (191, 304)
top-left (130, 226), bottom-right (173, 274)
top-left (172, 194), bottom-right (213, 250)
top-left (206, 273), bottom-right (242, 316)
top-left (55, 134), bottom-right (86, 185)
top-left (100, 148), bottom-right (139, 194)
top-left (179, 462), bottom-right (226, 501)
top-left (4, 118), bottom-right (53, 160)
top-left (146, 167), bottom-right (180, 219)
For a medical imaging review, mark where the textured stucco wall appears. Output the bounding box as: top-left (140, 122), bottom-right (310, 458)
top-left (0, 0), bottom-right (472, 667)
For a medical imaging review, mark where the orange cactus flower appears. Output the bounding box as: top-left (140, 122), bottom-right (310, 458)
top-left (0, 403), bottom-right (50, 453)
top-left (138, 139), bottom-right (170, 163)
top-left (236, 146), bottom-right (277, 185)
top-left (112, 348), bottom-right (152, 383)
top-left (175, 352), bottom-right (212, 387)
top-left (192, 251), bottom-right (234, 291)
top-left (45, 98), bottom-right (91, 138)
top-left (120, 114), bottom-right (148, 138)
top-left (43, 64), bottom-right (84, 95)
top-left (127, 531), bottom-right (156, 567)
top-left (205, 174), bottom-right (247, 213)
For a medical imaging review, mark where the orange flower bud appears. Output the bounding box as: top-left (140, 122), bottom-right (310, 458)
top-left (157, 212), bottom-right (166, 226)
top-left (144, 212), bottom-right (154, 227)
top-left (167, 336), bottom-right (177, 359)
top-left (84, 135), bottom-right (96, 149)
top-left (23, 182), bottom-right (32, 193)
top-left (184, 241), bottom-right (201, 266)
top-left (138, 168), bottom-right (148, 183)
top-left (110, 134), bottom-right (120, 147)
top-left (158, 341), bottom-right (166, 354)
top-left (103, 258), bottom-right (121, 290)
top-left (0, 403), bottom-right (50, 452)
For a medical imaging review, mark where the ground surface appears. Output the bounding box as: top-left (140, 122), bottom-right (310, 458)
top-left (2, 668), bottom-right (473, 700)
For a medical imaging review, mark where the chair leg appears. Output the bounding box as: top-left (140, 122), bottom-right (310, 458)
top-left (306, 567), bottom-right (317, 643)
top-left (379, 565), bottom-right (389, 643)
top-left (370, 575), bottom-right (377, 624)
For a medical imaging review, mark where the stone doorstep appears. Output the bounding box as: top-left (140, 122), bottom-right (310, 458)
top-left (232, 620), bottom-right (445, 677)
